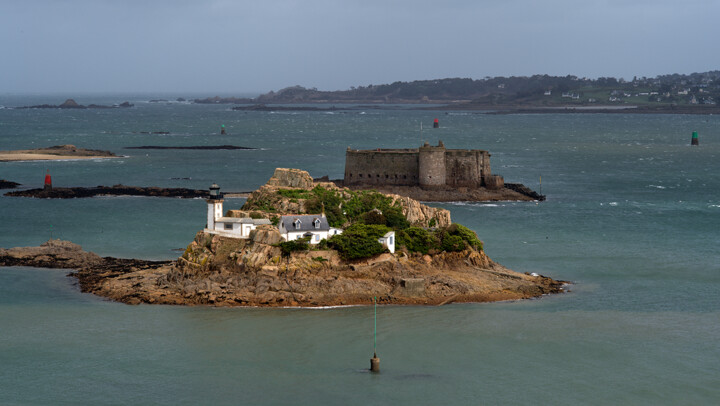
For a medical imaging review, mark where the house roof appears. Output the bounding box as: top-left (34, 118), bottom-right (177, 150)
top-left (280, 214), bottom-right (330, 232)
top-left (216, 217), bottom-right (271, 225)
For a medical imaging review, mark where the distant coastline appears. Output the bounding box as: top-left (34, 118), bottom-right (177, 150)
top-left (190, 71), bottom-right (720, 114)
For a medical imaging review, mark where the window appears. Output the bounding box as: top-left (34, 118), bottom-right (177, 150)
top-left (314, 234), bottom-right (320, 242)
top-left (293, 219), bottom-right (301, 229)
top-left (224, 223), bottom-right (233, 230)
top-left (313, 219), bottom-right (321, 229)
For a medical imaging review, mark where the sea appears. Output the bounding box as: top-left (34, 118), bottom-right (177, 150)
top-left (1, 94), bottom-right (719, 405)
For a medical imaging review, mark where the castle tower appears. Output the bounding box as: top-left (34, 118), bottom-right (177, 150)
top-left (418, 140), bottom-right (446, 188)
top-left (206, 183), bottom-right (224, 231)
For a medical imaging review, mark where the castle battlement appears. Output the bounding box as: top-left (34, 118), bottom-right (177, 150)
top-left (344, 141), bottom-right (503, 190)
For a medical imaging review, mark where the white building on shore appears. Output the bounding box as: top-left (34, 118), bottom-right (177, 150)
top-left (278, 214), bottom-right (343, 244)
top-left (205, 184), bottom-right (271, 238)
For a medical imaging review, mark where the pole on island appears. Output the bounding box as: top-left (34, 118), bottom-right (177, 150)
top-left (691, 131), bottom-right (699, 146)
top-left (370, 296), bottom-right (380, 373)
top-left (539, 175), bottom-right (542, 196)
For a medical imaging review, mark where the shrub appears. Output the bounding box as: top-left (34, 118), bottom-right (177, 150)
top-left (445, 224), bottom-right (483, 251)
top-left (396, 227), bottom-right (440, 254)
top-left (276, 189), bottom-right (312, 199)
top-left (276, 237), bottom-right (309, 257)
top-left (440, 233), bottom-right (465, 252)
top-left (361, 210), bottom-right (386, 225)
top-left (328, 224), bottom-right (391, 260)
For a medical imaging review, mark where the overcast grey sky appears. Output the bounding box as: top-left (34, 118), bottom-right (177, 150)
top-left (2, 0), bottom-right (719, 94)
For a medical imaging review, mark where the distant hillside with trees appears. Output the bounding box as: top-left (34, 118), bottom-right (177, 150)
top-left (195, 71), bottom-right (720, 110)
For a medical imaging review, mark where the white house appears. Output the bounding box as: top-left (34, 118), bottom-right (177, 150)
top-left (278, 214), bottom-right (343, 244)
top-left (205, 184), bottom-right (271, 238)
top-left (378, 231), bottom-right (396, 254)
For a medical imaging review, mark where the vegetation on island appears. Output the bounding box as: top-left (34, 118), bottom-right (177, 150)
top-left (254, 185), bottom-right (482, 260)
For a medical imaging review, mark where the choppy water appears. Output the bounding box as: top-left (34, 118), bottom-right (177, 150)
top-left (1, 95), bottom-right (719, 405)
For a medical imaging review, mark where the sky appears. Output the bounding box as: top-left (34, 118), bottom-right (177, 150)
top-left (2, 0), bottom-right (719, 94)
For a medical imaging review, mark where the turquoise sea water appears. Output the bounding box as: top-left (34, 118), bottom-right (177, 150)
top-left (1, 95), bottom-right (719, 405)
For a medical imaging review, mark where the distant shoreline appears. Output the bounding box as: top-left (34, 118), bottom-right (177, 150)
top-left (217, 102), bottom-right (720, 115)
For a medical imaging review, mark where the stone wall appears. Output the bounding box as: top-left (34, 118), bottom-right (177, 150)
top-left (344, 149), bottom-right (419, 186)
top-left (344, 142), bottom-right (494, 189)
top-left (445, 150), bottom-right (490, 187)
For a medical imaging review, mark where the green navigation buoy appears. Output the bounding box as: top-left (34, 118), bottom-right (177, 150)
top-left (221, 124), bottom-right (226, 135)
top-left (691, 131), bottom-right (699, 146)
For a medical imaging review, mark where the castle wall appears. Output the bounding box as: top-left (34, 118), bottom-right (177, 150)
top-left (445, 150), bottom-right (490, 187)
top-left (344, 149), bottom-right (419, 186)
top-left (344, 143), bottom-right (495, 189)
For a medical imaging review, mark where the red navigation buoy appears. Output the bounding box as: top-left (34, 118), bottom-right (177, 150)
top-left (433, 118), bottom-right (439, 128)
top-left (44, 170), bottom-right (52, 191)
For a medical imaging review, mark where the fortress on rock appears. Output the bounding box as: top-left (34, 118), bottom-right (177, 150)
top-left (344, 141), bottom-right (504, 189)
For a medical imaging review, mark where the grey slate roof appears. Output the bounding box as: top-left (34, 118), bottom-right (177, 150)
top-left (280, 215), bottom-right (330, 232)
top-left (217, 217), bottom-right (271, 225)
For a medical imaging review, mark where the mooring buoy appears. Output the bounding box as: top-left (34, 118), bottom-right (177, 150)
top-left (370, 296), bottom-right (380, 373)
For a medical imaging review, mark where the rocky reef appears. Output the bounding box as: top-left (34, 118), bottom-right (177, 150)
top-left (15, 99), bottom-right (133, 109)
top-left (0, 179), bottom-right (20, 189)
top-left (5, 184), bottom-right (209, 199)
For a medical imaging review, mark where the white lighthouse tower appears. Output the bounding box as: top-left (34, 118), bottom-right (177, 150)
top-left (206, 183), bottom-right (223, 231)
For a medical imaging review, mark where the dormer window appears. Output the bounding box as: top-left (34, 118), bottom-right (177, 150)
top-left (313, 218), bottom-right (321, 229)
top-left (293, 219), bottom-right (301, 229)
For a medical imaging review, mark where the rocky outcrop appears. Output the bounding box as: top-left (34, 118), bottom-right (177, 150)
top-left (388, 194), bottom-right (452, 227)
top-left (77, 228), bottom-right (564, 307)
top-left (0, 240), bottom-right (172, 296)
top-left (1, 231), bottom-right (565, 307)
top-left (0, 179), bottom-right (20, 189)
top-left (6, 184), bottom-right (209, 199)
top-left (349, 184), bottom-right (544, 202)
top-left (15, 99), bottom-right (133, 109)
top-left (265, 168), bottom-right (315, 189)
top-left (241, 168), bottom-right (451, 228)
top-left (125, 145), bottom-right (255, 150)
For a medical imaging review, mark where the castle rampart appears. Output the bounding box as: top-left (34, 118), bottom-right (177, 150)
top-left (344, 141), bottom-right (502, 190)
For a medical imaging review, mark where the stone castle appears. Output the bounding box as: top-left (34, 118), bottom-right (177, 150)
top-left (344, 141), bottom-right (504, 189)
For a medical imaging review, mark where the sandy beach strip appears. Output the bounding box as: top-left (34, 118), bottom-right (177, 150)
top-left (0, 153), bottom-right (120, 162)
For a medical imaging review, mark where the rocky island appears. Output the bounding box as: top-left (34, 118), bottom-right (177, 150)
top-left (14, 99), bottom-right (133, 109)
top-left (0, 168), bottom-right (565, 307)
top-left (0, 144), bottom-right (118, 162)
top-left (5, 184), bottom-right (210, 199)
